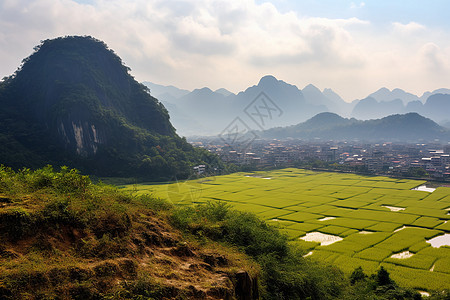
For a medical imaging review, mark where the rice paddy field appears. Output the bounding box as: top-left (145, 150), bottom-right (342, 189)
top-left (121, 168), bottom-right (450, 291)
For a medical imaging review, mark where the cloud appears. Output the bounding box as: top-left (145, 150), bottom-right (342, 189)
top-left (350, 2), bottom-right (365, 9)
top-left (419, 43), bottom-right (450, 74)
top-left (0, 1), bottom-right (369, 80)
top-left (392, 21), bottom-right (425, 34)
top-left (0, 0), bottom-right (449, 101)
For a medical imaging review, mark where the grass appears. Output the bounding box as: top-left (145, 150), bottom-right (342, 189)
top-left (385, 253), bottom-right (437, 270)
top-left (411, 216), bottom-right (444, 229)
top-left (318, 225), bottom-right (351, 236)
top-left (381, 263), bottom-right (450, 291)
top-left (376, 228), bottom-right (443, 253)
top-left (433, 257), bottom-right (450, 273)
top-left (354, 247), bottom-right (393, 261)
top-left (123, 168), bottom-right (450, 291)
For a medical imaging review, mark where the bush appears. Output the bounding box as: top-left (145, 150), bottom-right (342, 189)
top-left (0, 208), bottom-right (33, 240)
top-left (41, 199), bottom-right (82, 228)
top-left (350, 266), bottom-right (366, 284)
top-left (376, 266), bottom-right (393, 286)
top-left (89, 204), bottom-right (131, 238)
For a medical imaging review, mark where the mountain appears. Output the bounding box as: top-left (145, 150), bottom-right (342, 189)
top-left (323, 88), bottom-right (346, 106)
top-left (151, 75), bottom-right (341, 136)
top-left (143, 81), bottom-right (190, 99)
top-left (351, 92), bottom-right (450, 123)
top-left (302, 84), bottom-right (351, 116)
top-left (351, 97), bottom-right (404, 120)
top-left (405, 100), bottom-right (423, 112)
top-left (420, 88), bottom-right (450, 102)
top-left (143, 78), bottom-right (450, 136)
top-left (215, 88), bottom-right (234, 96)
top-left (262, 112), bottom-right (450, 142)
top-left (368, 87), bottom-right (419, 104)
top-left (0, 36), bottom-right (220, 178)
top-left (423, 94), bottom-right (450, 124)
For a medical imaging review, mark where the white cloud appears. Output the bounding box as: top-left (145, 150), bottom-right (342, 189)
top-left (392, 21), bottom-right (425, 34)
top-left (419, 43), bottom-right (450, 74)
top-left (350, 2), bottom-right (365, 9)
top-left (0, 0), bottom-right (449, 101)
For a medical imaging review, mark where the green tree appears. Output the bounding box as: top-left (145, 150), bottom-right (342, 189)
top-left (350, 266), bottom-right (366, 285)
top-left (376, 266), bottom-right (392, 286)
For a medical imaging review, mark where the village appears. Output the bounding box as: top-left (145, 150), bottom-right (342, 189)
top-left (191, 139), bottom-right (450, 179)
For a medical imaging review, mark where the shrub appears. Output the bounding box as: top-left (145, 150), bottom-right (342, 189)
top-left (41, 199), bottom-right (83, 228)
top-left (0, 208), bottom-right (33, 240)
top-left (350, 266), bottom-right (366, 284)
top-left (89, 204), bottom-right (131, 238)
top-left (376, 266), bottom-right (393, 286)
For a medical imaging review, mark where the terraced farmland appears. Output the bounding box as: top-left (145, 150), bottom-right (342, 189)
top-left (122, 169), bottom-right (450, 291)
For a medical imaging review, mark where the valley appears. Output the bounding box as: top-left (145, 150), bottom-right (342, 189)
top-left (122, 168), bottom-right (450, 291)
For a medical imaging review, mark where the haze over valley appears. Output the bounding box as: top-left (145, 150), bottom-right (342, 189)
top-left (145, 77), bottom-right (450, 137)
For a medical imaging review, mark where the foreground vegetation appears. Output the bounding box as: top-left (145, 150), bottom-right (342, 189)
top-left (0, 165), bottom-right (258, 299)
top-left (2, 166), bottom-right (446, 299)
top-left (124, 168), bottom-right (450, 293)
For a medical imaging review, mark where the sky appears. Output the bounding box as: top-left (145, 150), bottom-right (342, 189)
top-left (1, 0), bottom-right (449, 101)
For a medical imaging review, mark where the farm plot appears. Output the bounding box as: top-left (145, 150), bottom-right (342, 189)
top-left (122, 168), bottom-right (450, 290)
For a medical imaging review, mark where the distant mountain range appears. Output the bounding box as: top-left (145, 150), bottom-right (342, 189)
top-left (144, 76), bottom-right (348, 136)
top-left (261, 112), bottom-right (450, 142)
top-left (145, 77), bottom-right (450, 136)
top-left (352, 93), bottom-right (450, 121)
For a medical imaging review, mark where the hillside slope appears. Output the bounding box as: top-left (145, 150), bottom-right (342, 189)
top-left (263, 112), bottom-right (450, 142)
top-left (0, 36), bottom-right (220, 179)
top-left (0, 166), bottom-right (258, 299)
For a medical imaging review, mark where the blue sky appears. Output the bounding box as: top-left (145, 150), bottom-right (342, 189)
top-left (266, 0), bottom-right (449, 28)
top-left (1, 0), bottom-right (450, 101)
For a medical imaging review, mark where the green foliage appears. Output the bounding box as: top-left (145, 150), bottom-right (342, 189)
top-left (172, 201), bottom-right (289, 259)
top-left (119, 277), bottom-right (177, 299)
top-left (0, 36), bottom-right (225, 180)
top-left (171, 201), bottom-right (348, 299)
top-left (0, 165), bottom-right (91, 195)
top-left (0, 207), bottom-right (33, 240)
top-left (405, 167), bottom-right (428, 178)
top-left (350, 266), bottom-right (366, 284)
top-left (0, 166), bottom-right (134, 244)
top-left (344, 266), bottom-right (422, 300)
top-left (376, 266), bottom-right (393, 286)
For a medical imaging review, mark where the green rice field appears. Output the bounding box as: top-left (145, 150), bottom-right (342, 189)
top-left (121, 168), bottom-right (450, 291)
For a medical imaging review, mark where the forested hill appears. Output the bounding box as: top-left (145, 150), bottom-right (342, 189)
top-left (262, 112), bottom-right (450, 142)
top-left (0, 36), bottom-right (221, 179)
